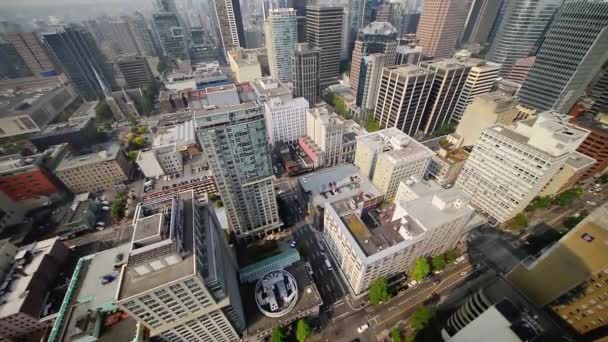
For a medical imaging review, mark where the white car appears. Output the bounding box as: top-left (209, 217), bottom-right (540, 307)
top-left (587, 201), bottom-right (598, 206)
top-left (357, 324), bottom-right (369, 333)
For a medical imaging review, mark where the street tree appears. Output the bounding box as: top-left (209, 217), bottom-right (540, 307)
top-left (271, 326), bottom-right (284, 342)
top-left (411, 257), bottom-right (430, 282)
top-left (369, 277), bottom-right (391, 304)
top-left (431, 255), bottom-right (446, 272)
top-left (391, 327), bottom-right (402, 342)
top-left (410, 306), bottom-right (431, 332)
top-left (296, 319), bottom-right (312, 342)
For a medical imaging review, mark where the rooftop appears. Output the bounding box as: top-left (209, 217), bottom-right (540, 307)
top-left (252, 77), bottom-right (292, 100)
top-left (573, 112), bottom-right (608, 134)
top-left (153, 120), bottom-right (196, 148)
top-left (384, 64), bottom-right (435, 78)
top-left (564, 151), bottom-right (596, 171)
top-left (35, 117), bottom-right (92, 137)
top-left (357, 128), bottom-right (435, 165)
top-left (361, 21), bottom-right (397, 36)
top-left (421, 58), bottom-right (471, 71)
top-left (56, 143), bottom-right (121, 171)
top-left (298, 164), bottom-right (383, 207)
top-left (70, 101), bottom-right (98, 120)
top-left (0, 143), bottom-right (67, 174)
top-left (0, 86), bottom-right (67, 118)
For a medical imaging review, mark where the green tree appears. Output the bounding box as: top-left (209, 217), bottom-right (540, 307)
top-left (365, 117), bottom-right (381, 132)
top-left (445, 249), bottom-right (461, 264)
top-left (271, 326), bottom-right (284, 342)
top-left (137, 125), bottom-right (148, 134)
top-left (564, 215), bottom-right (584, 229)
top-left (553, 187), bottom-right (583, 206)
top-left (208, 194), bottom-right (220, 201)
top-left (431, 255), bottom-right (446, 272)
top-left (600, 174), bottom-right (608, 184)
top-left (508, 213), bottom-right (528, 230)
top-left (215, 200), bottom-right (224, 208)
top-left (526, 196), bottom-right (552, 211)
top-left (111, 192), bottom-right (126, 219)
top-left (435, 123), bottom-right (455, 136)
top-left (95, 101), bottom-right (113, 122)
top-left (141, 95), bottom-right (153, 115)
top-left (391, 327), bottom-right (402, 342)
top-left (127, 150), bottom-right (139, 161)
top-left (131, 136), bottom-right (145, 149)
top-left (369, 277), bottom-right (391, 305)
top-left (411, 257), bottom-right (430, 282)
top-left (410, 306), bottom-right (431, 332)
top-left (296, 319), bottom-right (312, 342)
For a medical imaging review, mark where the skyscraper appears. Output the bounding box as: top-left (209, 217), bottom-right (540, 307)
top-left (43, 27), bottom-right (112, 101)
top-left (350, 21), bottom-right (398, 95)
top-left (116, 191), bottom-right (245, 341)
top-left (506, 56), bottom-right (536, 84)
top-left (126, 13), bottom-right (156, 56)
top-left (416, 0), bottom-right (469, 59)
top-left (419, 59), bottom-right (471, 134)
top-left (0, 42), bottom-right (32, 79)
top-left (460, 0), bottom-right (503, 45)
top-left (0, 32), bottom-right (55, 76)
top-left (452, 59), bottom-right (501, 122)
top-left (212, 0), bottom-right (246, 54)
top-left (264, 8), bottom-right (298, 83)
top-left (152, 13), bottom-right (189, 61)
top-left (292, 43), bottom-right (321, 105)
top-left (518, 0), bottom-right (608, 113)
top-left (357, 53), bottom-right (386, 113)
top-left (306, 6), bottom-right (344, 88)
top-left (373, 65), bottom-right (435, 136)
top-left (194, 85), bottom-right (282, 242)
top-left (486, 0), bottom-right (563, 76)
top-left (456, 111), bottom-right (589, 223)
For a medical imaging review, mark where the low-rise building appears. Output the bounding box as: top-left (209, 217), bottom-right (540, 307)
top-left (423, 136), bottom-right (470, 186)
top-left (323, 179), bottom-right (483, 295)
top-left (540, 152), bottom-right (596, 197)
top-left (55, 143), bottom-right (133, 193)
top-left (30, 117), bottom-right (97, 151)
top-left (229, 48), bottom-right (263, 83)
top-left (571, 112), bottom-right (608, 178)
top-left (55, 193), bottom-right (99, 237)
top-left (354, 128), bottom-right (434, 201)
top-left (0, 85), bottom-right (78, 138)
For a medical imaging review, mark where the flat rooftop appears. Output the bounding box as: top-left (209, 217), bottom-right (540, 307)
top-left (565, 151), bottom-right (596, 170)
top-left (0, 86), bottom-right (66, 118)
top-left (133, 214), bottom-right (163, 241)
top-left (251, 77), bottom-right (291, 99)
top-left (399, 187), bottom-right (476, 230)
top-left (358, 128), bottom-right (435, 164)
top-left (421, 58), bottom-right (470, 71)
top-left (298, 165), bottom-right (383, 207)
top-left (36, 117), bottom-right (92, 137)
top-left (384, 64), bottom-right (435, 78)
top-left (341, 212), bottom-right (410, 256)
top-left (70, 101), bottom-right (98, 119)
top-left (574, 112), bottom-right (608, 134)
top-left (56, 143), bottom-right (121, 171)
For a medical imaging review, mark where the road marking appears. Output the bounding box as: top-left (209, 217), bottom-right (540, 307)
top-left (334, 301), bottom-right (344, 307)
top-left (332, 312), bottom-right (351, 321)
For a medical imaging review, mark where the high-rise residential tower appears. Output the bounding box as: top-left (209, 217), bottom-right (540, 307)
top-left (212, 0), bottom-right (246, 54)
top-left (419, 59), bottom-right (471, 134)
top-left (306, 6), bottom-right (344, 88)
top-left (452, 59), bottom-right (501, 122)
top-left (152, 12), bottom-right (189, 61)
top-left (43, 27), bottom-right (112, 101)
top-left (416, 0), bottom-right (469, 59)
top-left (518, 0), bottom-right (608, 113)
top-left (292, 43), bottom-right (321, 105)
top-left (486, 0), bottom-right (563, 76)
top-left (456, 111), bottom-right (589, 223)
top-left (373, 65), bottom-right (435, 136)
top-left (116, 191), bottom-right (245, 341)
top-left (0, 32), bottom-right (55, 76)
top-left (194, 85), bottom-right (282, 242)
top-left (264, 8), bottom-right (298, 83)
top-left (350, 21), bottom-right (398, 95)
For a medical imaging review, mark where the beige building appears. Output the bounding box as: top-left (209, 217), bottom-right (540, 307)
top-left (355, 128), bottom-right (434, 201)
top-left (425, 142), bottom-right (469, 186)
top-left (228, 49), bottom-right (263, 82)
top-left (507, 203), bottom-right (608, 336)
top-left (55, 143), bottom-right (132, 193)
top-left (455, 91), bottom-right (521, 147)
top-left (540, 152), bottom-right (595, 197)
top-left (417, 0), bottom-right (469, 59)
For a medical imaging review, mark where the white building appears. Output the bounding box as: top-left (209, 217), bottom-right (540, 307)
top-left (354, 128), bottom-right (434, 201)
top-left (456, 110), bottom-right (590, 223)
top-left (452, 59), bottom-right (501, 122)
top-left (264, 9), bottom-right (298, 83)
top-left (323, 179), bottom-right (483, 295)
top-left (136, 121), bottom-right (195, 177)
top-left (264, 96), bottom-right (309, 145)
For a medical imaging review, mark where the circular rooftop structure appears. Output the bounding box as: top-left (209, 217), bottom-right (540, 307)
top-left (255, 270), bottom-right (298, 318)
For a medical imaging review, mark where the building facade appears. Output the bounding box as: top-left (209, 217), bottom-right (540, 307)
top-left (264, 9), bottom-right (298, 83)
top-left (228, 48), bottom-right (263, 83)
top-left (460, 0), bottom-right (502, 45)
top-left (517, 0), bottom-right (608, 113)
top-left (152, 13), bottom-right (188, 61)
top-left (306, 6), bottom-right (344, 88)
top-left (571, 112), bottom-right (608, 178)
top-left (264, 96), bottom-right (309, 145)
top-left (212, 0), bottom-right (246, 54)
top-left (357, 53), bottom-right (386, 112)
top-left (0, 32), bottom-right (55, 76)
top-left (506, 56), bottom-right (535, 85)
top-left (292, 43), bottom-right (320, 106)
top-left (416, 0), bottom-right (469, 59)
top-left (117, 57), bottom-right (155, 89)
top-left (452, 59), bottom-right (501, 123)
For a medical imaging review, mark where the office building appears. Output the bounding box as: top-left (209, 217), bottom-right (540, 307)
top-left (506, 56), bottom-right (535, 85)
top-left (350, 21), bottom-right (398, 95)
top-left (507, 203), bottom-right (608, 336)
top-left (416, 0), bottom-right (469, 59)
top-left (228, 48), bottom-right (263, 82)
top-left (394, 44), bottom-right (422, 65)
top-left (518, 0), bottom-right (608, 113)
top-left (116, 191), bottom-right (245, 341)
top-left (357, 53), bottom-right (386, 112)
top-left (0, 238), bottom-right (69, 341)
top-left (571, 112), bottom-right (608, 178)
top-left (423, 136), bottom-right (470, 186)
top-left (30, 117), bottom-right (97, 151)
top-left (486, 0), bottom-right (562, 76)
top-left (455, 91), bottom-right (521, 147)
top-left (292, 43), bottom-right (320, 106)
top-left (589, 70), bottom-right (608, 115)
top-left (396, 11), bottom-right (421, 37)
top-left (116, 57), bottom-right (154, 89)
top-left (539, 152), bottom-right (596, 197)
top-left (452, 59), bottom-right (501, 122)
top-left (193, 84), bottom-right (282, 241)
top-left (0, 144), bottom-right (68, 204)
top-left (460, 0), bottom-right (502, 45)
top-left (152, 13), bottom-right (188, 61)
top-left (136, 134), bottom-right (185, 178)
top-left (212, 0), bottom-right (246, 53)
top-left (55, 143), bottom-right (133, 193)
top-left (419, 59), bottom-right (471, 134)
top-left (126, 14), bottom-right (156, 56)
top-left (373, 65), bottom-right (435, 137)
top-left (0, 42), bottom-right (31, 79)
top-left (323, 178), bottom-right (482, 295)
top-left (101, 19), bottom-right (140, 57)
top-left (43, 27), bottom-right (113, 101)
top-left (355, 128), bottom-right (434, 201)
top-left (0, 84), bottom-right (78, 139)
top-left (306, 6), bottom-right (344, 88)
top-left (264, 9), bottom-right (298, 83)
top-left (456, 111), bottom-right (589, 223)
top-left (0, 32), bottom-right (55, 76)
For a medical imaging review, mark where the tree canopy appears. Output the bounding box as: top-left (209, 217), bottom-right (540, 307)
top-left (410, 306), bottom-right (431, 332)
top-left (431, 255), bottom-right (446, 272)
top-left (444, 249), bottom-right (460, 264)
top-left (411, 257), bottom-right (430, 282)
top-left (553, 187), bottom-right (583, 206)
top-left (391, 327), bottom-right (402, 342)
top-left (526, 196), bottom-right (552, 211)
top-left (296, 319), bottom-right (312, 342)
top-left (271, 326), bottom-right (284, 342)
top-left (365, 117), bottom-right (381, 132)
top-left (369, 277), bottom-right (391, 305)
top-left (508, 213), bottom-right (528, 230)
